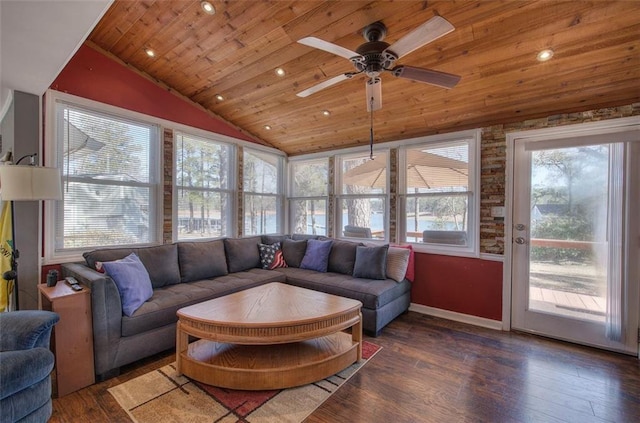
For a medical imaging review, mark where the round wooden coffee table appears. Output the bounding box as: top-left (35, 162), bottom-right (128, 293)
top-left (175, 282), bottom-right (362, 390)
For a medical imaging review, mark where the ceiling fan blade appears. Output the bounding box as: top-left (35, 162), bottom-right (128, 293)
top-left (392, 66), bottom-right (461, 89)
top-left (384, 16), bottom-right (454, 60)
top-left (366, 77), bottom-right (382, 112)
top-left (298, 37), bottom-right (359, 60)
top-left (297, 73), bottom-right (354, 98)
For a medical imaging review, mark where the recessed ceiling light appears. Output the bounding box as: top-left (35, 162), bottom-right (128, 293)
top-left (275, 68), bottom-right (286, 77)
top-left (215, 94), bottom-right (224, 101)
top-left (264, 125), bottom-right (272, 130)
top-left (322, 110), bottom-right (331, 116)
top-left (145, 48), bottom-right (155, 58)
top-left (201, 1), bottom-right (215, 14)
top-left (536, 49), bottom-right (554, 62)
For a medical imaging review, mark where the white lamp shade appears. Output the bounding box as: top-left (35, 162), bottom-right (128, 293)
top-left (0, 165), bottom-right (63, 201)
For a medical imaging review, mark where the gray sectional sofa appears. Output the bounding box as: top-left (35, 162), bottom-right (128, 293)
top-left (61, 235), bottom-right (411, 380)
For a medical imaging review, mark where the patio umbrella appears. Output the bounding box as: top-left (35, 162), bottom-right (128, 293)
top-left (343, 149), bottom-right (468, 189)
top-left (63, 119), bottom-right (105, 157)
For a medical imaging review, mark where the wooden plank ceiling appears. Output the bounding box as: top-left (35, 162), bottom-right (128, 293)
top-left (88, 0), bottom-right (640, 155)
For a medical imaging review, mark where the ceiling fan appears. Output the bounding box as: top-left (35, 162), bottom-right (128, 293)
top-left (296, 16), bottom-right (461, 111)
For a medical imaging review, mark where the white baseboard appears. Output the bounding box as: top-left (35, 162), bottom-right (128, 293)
top-left (409, 303), bottom-right (503, 331)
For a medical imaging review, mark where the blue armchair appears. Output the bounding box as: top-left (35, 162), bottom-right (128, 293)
top-left (0, 310), bottom-right (60, 423)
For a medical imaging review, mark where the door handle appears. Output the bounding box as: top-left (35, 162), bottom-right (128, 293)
top-left (514, 237), bottom-right (526, 245)
top-left (515, 224), bottom-right (526, 231)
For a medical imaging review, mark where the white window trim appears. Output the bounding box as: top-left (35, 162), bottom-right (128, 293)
top-left (287, 157), bottom-right (330, 235)
top-left (172, 131), bottom-right (237, 241)
top-left (243, 147), bottom-right (285, 235)
top-left (335, 150), bottom-right (390, 241)
top-left (397, 129), bottom-right (481, 257)
top-left (44, 91), bottom-right (164, 263)
top-left (44, 90), bottom-right (285, 263)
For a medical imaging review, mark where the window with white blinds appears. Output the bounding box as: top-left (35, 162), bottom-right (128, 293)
top-left (175, 132), bottom-right (234, 240)
top-left (53, 102), bottom-right (160, 252)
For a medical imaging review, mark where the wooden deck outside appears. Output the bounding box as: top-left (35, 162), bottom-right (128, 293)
top-left (529, 287), bottom-right (606, 320)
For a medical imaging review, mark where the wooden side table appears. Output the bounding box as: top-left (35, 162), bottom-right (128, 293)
top-left (38, 282), bottom-right (95, 397)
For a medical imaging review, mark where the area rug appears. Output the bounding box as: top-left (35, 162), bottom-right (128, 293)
top-left (109, 341), bottom-right (381, 423)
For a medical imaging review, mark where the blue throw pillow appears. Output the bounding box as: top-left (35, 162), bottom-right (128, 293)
top-left (299, 239), bottom-right (333, 272)
top-left (102, 253), bottom-right (153, 317)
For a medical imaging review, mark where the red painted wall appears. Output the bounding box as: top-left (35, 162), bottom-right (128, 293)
top-left (50, 44), bottom-right (256, 142)
top-left (49, 44), bottom-right (504, 322)
top-left (411, 253), bottom-right (503, 321)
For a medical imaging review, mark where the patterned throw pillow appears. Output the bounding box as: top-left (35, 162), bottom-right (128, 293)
top-left (258, 242), bottom-right (288, 270)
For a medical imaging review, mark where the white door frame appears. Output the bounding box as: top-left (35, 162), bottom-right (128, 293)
top-left (502, 116), bottom-right (640, 349)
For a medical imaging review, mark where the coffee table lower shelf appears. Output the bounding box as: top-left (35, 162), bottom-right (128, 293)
top-left (178, 331), bottom-right (359, 390)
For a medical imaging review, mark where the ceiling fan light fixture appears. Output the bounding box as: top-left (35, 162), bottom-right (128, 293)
top-left (537, 49), bottom-right (554, 62)
top-left (200, 1), bottom-right (215, 15)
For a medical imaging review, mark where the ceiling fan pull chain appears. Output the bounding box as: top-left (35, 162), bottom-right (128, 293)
top-left (369, 96), bottom-right (375, 160)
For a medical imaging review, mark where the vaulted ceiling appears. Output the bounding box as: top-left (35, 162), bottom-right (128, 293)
top-left (87, 0), bottom-right (639, 156)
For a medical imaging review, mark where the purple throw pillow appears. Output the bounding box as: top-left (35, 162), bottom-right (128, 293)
top-left (102, 253), bottom-right (153, 317)
top-left (299, 239), bottom-right (333, 272)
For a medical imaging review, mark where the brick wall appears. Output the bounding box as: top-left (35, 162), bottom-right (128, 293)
top-left (162, 128), bottom-right (173, 244)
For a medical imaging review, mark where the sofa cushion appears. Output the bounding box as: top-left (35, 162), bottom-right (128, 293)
top-left (277, 267), bottom-right (411, 310)
top-left (101, 253), bottom-right (153, 317)
top-left (386, 247), bottom-right (411, 282)
top-left (300, 239), bottom-right (333, 272)
top-left (281, 239), bottom-right (307, 268)
top-left (83, 244), bottom-right (181, 288)
top-left (291, 234), bottom-right (319, 240)
top-left (224, 236), bottom-right (261, 273)
top-left (353, 245), bottom-right (389, 280)
top-left (121, 269), bottom-right (285, 337)
top-left (327, 239), bottom-right (361, 275)
top-left (261, 234), bottom-right (290, 245)
top-left (259, 242), bottom-right (288, 269)
top-left (178, 240), bottom-right (228, 283)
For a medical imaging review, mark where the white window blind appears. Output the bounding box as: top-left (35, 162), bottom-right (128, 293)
top-left (54, 102), bottom-right (160, 251)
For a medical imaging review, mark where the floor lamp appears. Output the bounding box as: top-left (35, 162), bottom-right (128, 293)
top-left (0, 154), bottom-right (62, 310)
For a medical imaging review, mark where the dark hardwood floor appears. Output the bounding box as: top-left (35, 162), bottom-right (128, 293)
top-left (50, 312), bottom-right (640, 422)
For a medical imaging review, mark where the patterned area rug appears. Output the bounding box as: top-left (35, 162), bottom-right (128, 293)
top-left (109, 341), bottom-right (381, 423)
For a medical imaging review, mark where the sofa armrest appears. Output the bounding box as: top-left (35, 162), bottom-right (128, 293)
top-left (61, 263), bottom-right (123, 376)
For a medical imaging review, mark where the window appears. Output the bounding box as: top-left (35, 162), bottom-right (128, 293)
top-left (288, 158), bottom-right (328, 235)
top-left (175, 132), bottom-right (234, 240)
top-left (400, 132), bottom-right (478, 254)
top-left (338, 151), bottom-right (388, 240)
top-left (52, 101), bottom-right (160, 254)
top-left (243, 148), bottom-right (284, 235)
